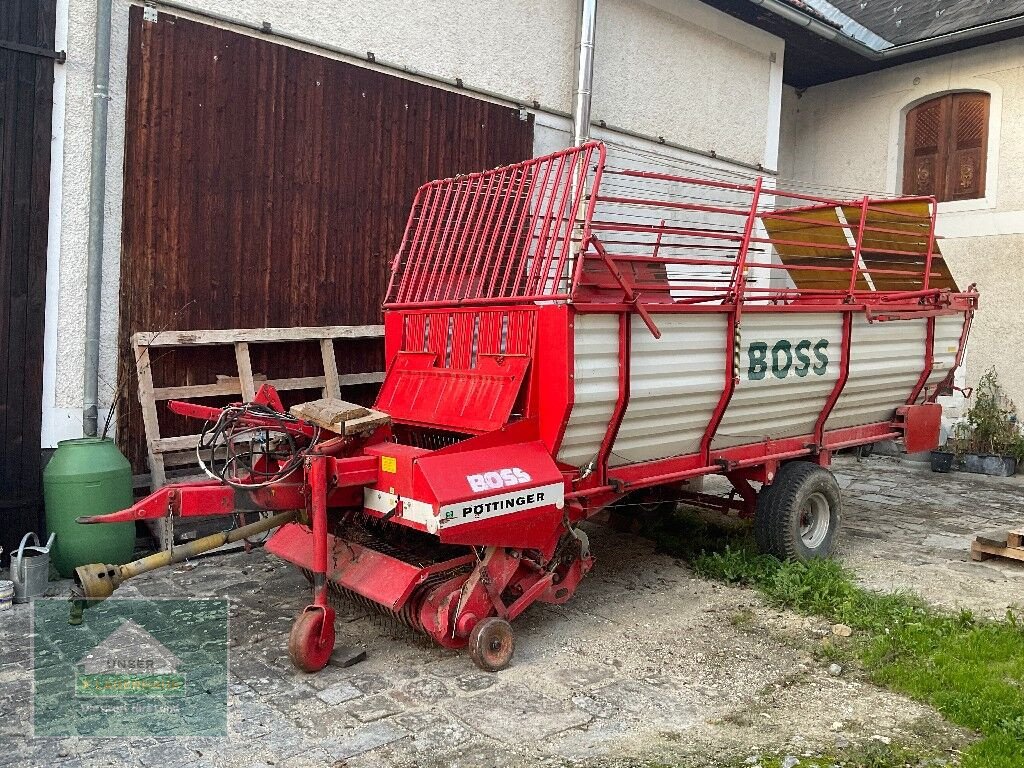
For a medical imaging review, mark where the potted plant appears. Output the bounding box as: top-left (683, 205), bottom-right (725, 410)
top-left (935, 368), bottom-right (1024, 476)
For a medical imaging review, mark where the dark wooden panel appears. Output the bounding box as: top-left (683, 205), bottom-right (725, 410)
top-left (0, 0), bottom-right (55, 555)
top-left (116, 9), bottom-right (534, 471)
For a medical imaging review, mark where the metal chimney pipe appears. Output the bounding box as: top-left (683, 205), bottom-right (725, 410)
top-left (83, 0), bottom-right (113, 437)
top-left (573, 0), bottom-right (597, 147)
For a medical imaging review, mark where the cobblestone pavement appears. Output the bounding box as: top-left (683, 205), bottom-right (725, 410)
top-left (835, 454), bottom-right (1024, 618)
top-left (1, 455), bottom-right (1019, 767)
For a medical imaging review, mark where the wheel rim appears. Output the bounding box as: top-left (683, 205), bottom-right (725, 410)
top-left (289, 610), bottom-right (335, 672)
top-left (799, 492), bottom-right (831, 548)
top-left (480, 627), bottom-right (511, 669)
top-left (470, 618), bottom-right (514, 671)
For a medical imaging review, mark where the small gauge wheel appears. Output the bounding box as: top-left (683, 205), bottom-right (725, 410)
top-left (468, 616), bottom-right (515, 672)
top-left (288, 607), bottom-right (336, 672)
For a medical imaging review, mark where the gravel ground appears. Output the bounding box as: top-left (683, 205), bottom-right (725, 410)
top-left (0, 454), bottom-right (1020, 767)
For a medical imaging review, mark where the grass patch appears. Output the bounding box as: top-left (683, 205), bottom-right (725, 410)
top-left (645, 738), bottom-right (947, 768)
top-left (724, 741), bottom-right (946, 768)
top-left (650, 510), bottom-right (1024, 768)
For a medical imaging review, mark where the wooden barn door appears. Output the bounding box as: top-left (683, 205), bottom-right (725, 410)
top-left (0, 0), bottom-right (56, 555)
top-left (116, 8), bottom-right (534, 472)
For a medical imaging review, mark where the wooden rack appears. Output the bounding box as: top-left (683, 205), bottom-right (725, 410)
top-left (134, 325), bottom-right (385, 492)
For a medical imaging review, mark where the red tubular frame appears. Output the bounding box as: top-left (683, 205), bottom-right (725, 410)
top-left (385, 143), bottom-right (604, 307)
top-left (387, 142), bottom-right (975, 312)
top-left (383, 141), bottom-right (977, 500)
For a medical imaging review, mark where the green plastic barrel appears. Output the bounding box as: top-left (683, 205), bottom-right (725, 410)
top-left (43, 438), bottom-right (135, 577)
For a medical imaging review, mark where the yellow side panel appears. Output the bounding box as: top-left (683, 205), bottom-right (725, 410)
top-left (841, 200), bottom-right (959, 292)
top-left (761, 204), bottom-right (868, 291)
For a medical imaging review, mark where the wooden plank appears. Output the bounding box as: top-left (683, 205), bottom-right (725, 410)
top-left (321, 338), bottom-right (341, 399)
top-left (234, 342), bottom-right (256, 401)
top-left (262, 373), bottom-right (382, 391)
top-left (153, 380), bottom-right (244, 401)
top-left (162, 450), bottom-right (207, 469)
top-left (971, 540), bottom-right (1024, 564)
top-left (134, 343), bottom-right (166, 490)
top-left (153, 434), bottom-right (206, 453)
top-left (133, 465), bottom-right (206, 490)
top-left (1009, 531), bottom-right (1023, 549)
top-left (337, 371), bottom-right (385, 386)
top-left (290, 398), bottom-right (369, 433)
top-left (264, 375), bottom-right (328, 392)
top-left (216, 373), bottom-right (267, 386)
top-left (343, 409), bottom-right (391, 436)
top-left (161, 445), bottom-right (229, 468)
top-left (134, 325), bottom-right (384, 347)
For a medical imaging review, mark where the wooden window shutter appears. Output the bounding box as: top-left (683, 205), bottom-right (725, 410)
top-left (945, 92), bottom-right (989, 201)
top-left (903, 96), bottom-right (949, 198)
top-left (902, 92), bottom-right (989, 202)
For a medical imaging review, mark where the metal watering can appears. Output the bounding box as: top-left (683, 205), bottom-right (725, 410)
top-left (11, 532), bottom-right (56, 603)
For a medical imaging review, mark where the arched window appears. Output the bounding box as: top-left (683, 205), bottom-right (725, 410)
top-left (903, 92), bottom-right (990, 202)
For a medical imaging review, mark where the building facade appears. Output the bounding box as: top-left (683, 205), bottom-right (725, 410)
top-left (779, 36), bottom-right (1024, 408)
top-left (43, 0), bottom-right (786, 448)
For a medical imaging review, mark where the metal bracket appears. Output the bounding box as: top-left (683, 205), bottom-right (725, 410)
top-left (590, 236), bottom-right (662, 339)
top-left (0, 39), bottom-right (66, 63)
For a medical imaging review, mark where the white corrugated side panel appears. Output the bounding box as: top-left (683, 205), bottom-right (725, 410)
top-left (610, 314), bottom-right (726, 465)
top-left (713, 313), bottom-right (844, 449)
top-left (922, 314), bottom-right (967, 395)
top-left (825, 317), bottom-right (926, 430)
top-left (557, 314), bottom-right (620, 467)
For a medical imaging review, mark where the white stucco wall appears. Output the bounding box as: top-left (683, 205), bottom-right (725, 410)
top-left (44, 0), bottom-right (784, 446)
top-left (596, 0), bottom-right (782, 168)
top-left (778, 38), bottom-right (1024, 408)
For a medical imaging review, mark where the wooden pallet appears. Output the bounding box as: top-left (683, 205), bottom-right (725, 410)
top-left (133, 325), bottom-right (384, 549)
top-left (971, 530), bottom-right (1024, 564)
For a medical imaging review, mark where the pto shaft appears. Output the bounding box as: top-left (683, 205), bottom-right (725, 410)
top-left (71, 510), bottom-right (298, 614)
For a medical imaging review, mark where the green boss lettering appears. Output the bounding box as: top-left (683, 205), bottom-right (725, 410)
top-left (747, 338), bottom-right (828, 380)
top-left (771, 340), bottom-right (792, 379)
top-left (748, 342), bottom-right (768, 380)
top-left (794, 340), bottom-right (812, 377)
top-left (812, 339), bottom-right (829, 375)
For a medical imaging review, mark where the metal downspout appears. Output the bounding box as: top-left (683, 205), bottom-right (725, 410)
top-left (83, 0), bottom-right (112, 437)
top-left (573, 0), bottom-right (597, 147)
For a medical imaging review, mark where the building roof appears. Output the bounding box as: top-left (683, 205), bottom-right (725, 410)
top-left (698, 0), bottom-right (1024, 88)
top-left (816, 0), bottom-right (1024, 48)
top-left (776, 0), bottom-right (839, 28)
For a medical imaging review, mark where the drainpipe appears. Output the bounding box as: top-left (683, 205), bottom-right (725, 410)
top-left (83, 0), bottom-right (112, 437)
top-left (572, 0), bottom-right (597, 146)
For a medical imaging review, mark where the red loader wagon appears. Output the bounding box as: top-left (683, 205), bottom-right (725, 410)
top-left (76, 142), bottom-right (977, 672)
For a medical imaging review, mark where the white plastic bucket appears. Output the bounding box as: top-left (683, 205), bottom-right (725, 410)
top-left (0, 580), bottom-right (13, 611)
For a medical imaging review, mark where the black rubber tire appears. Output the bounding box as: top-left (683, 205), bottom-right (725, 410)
top-left (753, 461), bottom-right (841, 562)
